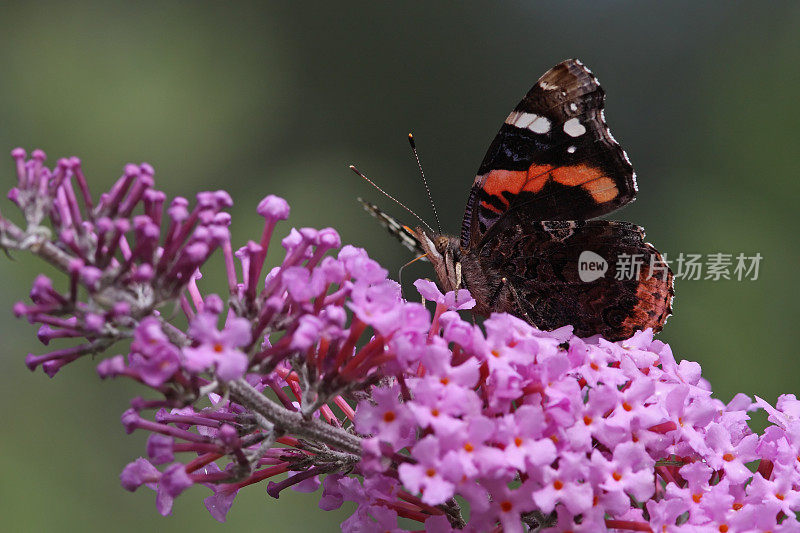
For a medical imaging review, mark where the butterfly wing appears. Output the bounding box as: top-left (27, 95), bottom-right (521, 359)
top-left (463, 219), bottom-right (673, 341)
top-left (358, 198), bottom-right (428, 258)
top-left (461, 59), bottom-right (637, 249)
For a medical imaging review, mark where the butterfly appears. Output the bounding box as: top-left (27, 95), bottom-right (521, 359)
top-left (361, 59), bottom-right (673, 341)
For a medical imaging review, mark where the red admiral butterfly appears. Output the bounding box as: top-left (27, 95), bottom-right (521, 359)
top-left (361, 59), bottom-right (674, 341)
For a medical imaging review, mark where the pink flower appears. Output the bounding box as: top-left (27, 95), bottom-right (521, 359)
top-left (704, 423), bottom-right (759, 484)
top-left (398, 437), bottom-right (455, 506)
top-left (532, 460), bottom-right (594, 515)
top-left (355, 384), bottom-right (415, 446)
top-left (183, 311), bottom-right (251, 381)
top-left (156, 463), bottom-right (194, 515)
top-left (413, 279), bottom-right (475, 310)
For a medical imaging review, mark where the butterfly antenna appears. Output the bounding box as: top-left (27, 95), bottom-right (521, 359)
top-left (408, 133), bottom-right (442, 234)
top-left (349, 165), bottom-right (435, 234)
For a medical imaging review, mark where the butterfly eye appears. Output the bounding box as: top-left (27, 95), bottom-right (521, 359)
top-left (436, 236), bottom-right (450, 253)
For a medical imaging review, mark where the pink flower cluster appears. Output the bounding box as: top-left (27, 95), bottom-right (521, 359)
top-left (5, 149), bottom-right (800, 531)
top-left (8, 148), bottom-right (232, 377)
top-left (343, 284), bottom-right (800, 531)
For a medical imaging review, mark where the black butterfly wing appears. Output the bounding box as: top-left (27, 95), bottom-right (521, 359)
top-left (462, 59), bottom-right (637, 249)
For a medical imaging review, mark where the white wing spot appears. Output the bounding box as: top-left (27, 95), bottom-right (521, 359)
top-left (505, 111), bottom-right (534, 128)
top-left (567, 145), bottom-right (577, 154)
top-left (529, 115), bottom-right (551, 134)
top-left (505, 111), bottom-right (550, 134)
top-left (569, 103), bottom-right (578, 112)
top-left (539, 80), bottom-right (560, 91)
top-left (517, 113), bottom-right (538, 129)
top-left (563, 118), bottom-right (586, 137)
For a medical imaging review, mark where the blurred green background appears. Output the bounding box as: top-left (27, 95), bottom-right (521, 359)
top-left (0, 2), bottom-right (798, 531)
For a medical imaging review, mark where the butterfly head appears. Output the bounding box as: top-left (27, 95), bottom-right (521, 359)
top-left (415, 228), bottom-right (463, 294)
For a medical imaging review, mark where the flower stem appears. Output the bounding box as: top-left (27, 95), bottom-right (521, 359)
top-left (228, 378), bottom-right (361, 456)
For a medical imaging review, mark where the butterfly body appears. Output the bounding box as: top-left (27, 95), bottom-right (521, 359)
top-left (363, 59), bottom-right (673, 341)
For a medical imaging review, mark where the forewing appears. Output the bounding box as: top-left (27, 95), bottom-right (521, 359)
top-left (462, 59), bottom-right (637, 249)
top-left (359, 198), bottom-right (427, 258)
